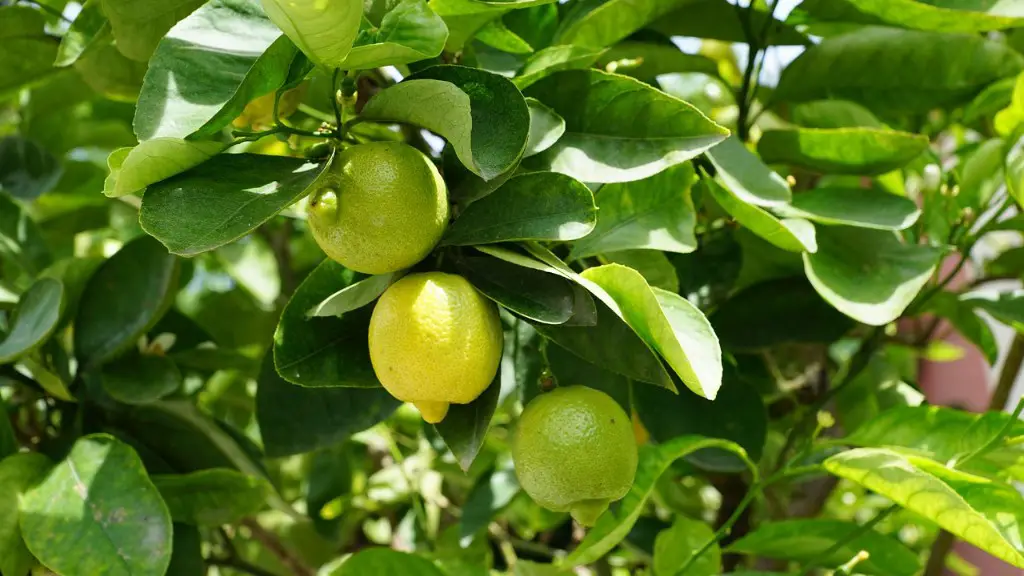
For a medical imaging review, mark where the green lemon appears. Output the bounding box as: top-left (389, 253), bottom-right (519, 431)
top-left (513, 386), bottom-right (639, 526)
top-left (307, 142), bottom-right (448, 275)
top-left (368, 272), bottom-right (503, 424)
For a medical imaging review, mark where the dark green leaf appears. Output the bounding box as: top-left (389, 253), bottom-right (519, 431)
top-left (555, 0), bottom-right (692, 49)
top-left (55, 0), bottom-right (110, 67)
top-left (20, 435), bottom-right (173, 576)
top-left (100, 0), bottom-right (204, 62)
top-left (257, 354), bottom-right (399, 457)
top-left (597, 42), bottom-right (717, 81)
top-left (262, 0), bottom-right (361, 69)
top-left (459, 255), bottom-right (575, 324)
top-left (152, 469), bottom-right (271, 525)
top-left (274, 259), bottom-right (380, 388)
top-left (0, 136), bottom-right (62, 201)
top-left (923, 291), bottom-right (999, 365)
top-left (546, 344), bottom-right (631, 410)
top-left (342, 0), bottom-right (448, 69)
top-left (523, 69), bottom-right (728, 183)
top-left (166, 524), bottom-right (203, 576)
top-left (0, 278), bottom-right (64, 364)
top-left (775, 188), bottom-right (920, 231)
top-left (958, 138), bottom-right (1006, 210)
top-left (0, 453), bottom-right (51, 576)
top-left (332, 547), bottom-right (446, 576)
top-left (435, 373), bottom-right (501, 471)
top-left (0, 192), bottom-right (51, 276)
top-left (705, 136), bottom-right (791, 206)
top-left (75, 236), bottom-right (180, 369)
top-left (0, 397), bottom-right (14, 460)
top-left (0, 7), bottom-right (59, 96)
top-left (513, 45), bottom-right (604, 89)
top-left (101, 353), bottom-right (183, 404)
top-left (791, 100), bottom-right (883, 129)
top-left (758, 128), bottom-right (930, 175)
top-left (460, 469), bottom-right (520, 543)
top-left (649, 0), bottom-right (806, 45)
top-left (141, 154), bottom-right (329, 256)
top-left (443, 172), bottom-right (596, 246)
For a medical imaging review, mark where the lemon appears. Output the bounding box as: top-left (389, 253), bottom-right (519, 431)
top-left (513, 386), bottom-right (638, 526)
top-left (368, 272), bottom-right (502, 423)
top-left (307, 142), bottom-right (448, 275)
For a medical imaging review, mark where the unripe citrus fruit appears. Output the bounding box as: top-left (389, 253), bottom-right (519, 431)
top-left (513, 386), bottom-right (638, 526)
top-left (368, 272), bottom-right (502, 423)
top-left (307, 142), bottom-right (449, 275)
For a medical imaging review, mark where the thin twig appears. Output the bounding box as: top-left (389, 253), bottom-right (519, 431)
top-left (207, 557), bottom-right (280, 576)
top-left (240, 518), bottom-right (313, 576)
top-left (799, 505), bottom-right (897, 575)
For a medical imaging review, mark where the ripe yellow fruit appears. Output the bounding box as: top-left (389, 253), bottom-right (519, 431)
top-left (513, 386), bottom-right (638, 526)
top-left (368, 272), bottom-right (503, 423)
top-left (307, 142), bottom-right (449, 275)
top-left (232, 83), bottom-right (307, 130)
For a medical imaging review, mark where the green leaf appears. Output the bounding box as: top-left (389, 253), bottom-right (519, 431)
top-left (0, 278), bottom-right (64, 364)
top-left (261, 0), bottom-right (361, 69)
top-left (758, 128), bottom-right (930, 175)
top-left (803, 226), bottom-right (941, 326)
top-left (362, 66), bottom-right (530, 181)
top-left (523, 69), bottom-right (728, 183)
top-left (167, 524), bottom-right (203, 576)
top-left (0, 192), bottom-right (51, 277)
top-left (332, 547), bottom-right (446, 576)
top-left (791, 100), bottom-right (883, 129)
top-left (571, 164), bottom-right (697, 258)
top-left (564, 435), bottom-right (755, 566)
top-left (955, 289), bottom-right (1024, 332)
top-left (458, 254), bottom-right (575, 324)
top-left (824, 448), bottom-right (1024, 568)
top-left (597, 42), bottom-right (718, 81)
top-left (435, 373), bottom-right (501, 471)
top-left (515, 561), bottom-right (571, 576)
top-left (773, 27), bottom-right (1024, 114)
top-left (803, 0), bottom-right (1024, 33)
top-left (706, 178), bottom-right (817, 254)
top-left (104, 139), bottom-right (224, 198)
top-left (101, 352), bottom-right (183, 404)
top-left (958, 138), bottom-right (1007, 211)
top-left (0, 6), bottom-right (59, 96)
top-left (340, 0), bottom-right (448, 69)
top-left (710, 277), bottom-right (854, 351)
top-left (705, 136), bottom-right (791, 206)
top-left (55, 0), bottom-right (110, 67)
top-left (0, 398), bottom-right (14, 460)
top-left (556, 0), bottom-right (692, 49)
top-left (513, 45), bottom-right (604, 89)
top-left (72, 41), bottom-right (149, 101)
top-left (581, 264), bottom-right (721, 399)
top-left (649, 0), bottom-right (807, 45)
top-left (774, 188), bottom-right (920, 231)
top-left (443, 172), bottom-right (596, 246)
top-left (0, 453), bottom-right (51, 576)
top-left (965, 77), bottom-right (1017, 126)
top-left (308, 273), bottom-right (397, 318)
top-left (634, 367), bottom-right (766, 472)
top-left (274, 259), bottom-right (380, 388)
top-left (141, 154), bottom-right (329, 256)
top-left (152, 469), bottom-right (271, 526)
top-left (20, 435), bottom-right (173, 576)
top-left (922, 291), bottom-right (999, 365)
top-left (0, 136), bottom-right (63, 201)
top-left (460, 469), bottom-right (520, 543)
top-left (525, 98), bottom-right (565, 158)
top-left (133, 0), bottom-right (281, 140)
top-left (475, 18), bottom-right (533, 54)
top-left (74, 236), bottom-right (180, 369)
top-left (100, 0), bottom-right (204, 61)
top-left (427, 0), bottom-right (557, 51)
top-left (728, 519), bottom-right (919, 576)
top-left (1009, 134), bottom-right (1024, 207)
top-left (600, 251), bottom-right (680, 293)
top-left (653, 516), bottom-right (719, 576)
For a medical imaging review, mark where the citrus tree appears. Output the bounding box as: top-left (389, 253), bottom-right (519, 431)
top-left (3, 0), bottom-right (1024, 574)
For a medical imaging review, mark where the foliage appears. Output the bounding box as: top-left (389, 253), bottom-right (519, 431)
top-left (2, 1), bottom-right (1024, 575)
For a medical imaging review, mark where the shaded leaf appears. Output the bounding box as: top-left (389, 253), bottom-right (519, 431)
top-left (458, 255), bottom-right (575, 324)
top-left (525, 98), bottom-right (565, 158)
top-left (167, 524), bottom-right (203, 576)
top-left (435, 373), bottom-right (501, 471)
top-left (799, 0), bottom-right (1024, 33)
top-left (649, 0), bottom-right (806, 45)
top-left (0, 278), bottom-right (64, 364)
top-left (597, 42), bottom-right (717, 81)
top-left (556, 0), bottom-right (691, 49)
top-left (332, 548), bottom-right (446, 575)
top-left (705, 136), bottom-right (790, 206)
top-left (757, 128), bottom-right (930, 175)
top-left (0, 453), bottom-right (51, 576)
top-left (0, 6), bottom-right (59, 95)
top-left (705, 178), bottom-right (817, 253)
top-left (460, 469), bottom-right (520, 544)
top-left (0, 136), bottom-right (62, 201)
top-left (775, 188), bottom-right (920, 231)
top-left (513, 45), bottom-right (604, 89)
top-left (100, 0), bottom-right (204, 61)
top-left (791, 100), bottom-right (883, 129)
top-left (55, 0), bottom-right (110, 67)
top-left (923, 291), bottom-right (999, 365)
top-left (0, 193), bottom-right (51, 276)
top-left (261, 0), bottom-right (361, 69)
top-left (101, 353), bottom-right (183, 404)
top-left (341, 0), bottom-right (447, 69)
top-left (104, 138), bottom-right (223, 198)
top-left (653, 516), bottom-right (719, 576)
top-left (152, 469), bottom-right (271, 526)
top-left (309, 273), bottom-right (396, 319)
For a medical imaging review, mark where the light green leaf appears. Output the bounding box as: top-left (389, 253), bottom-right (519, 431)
top-left (0, 6), bottom-right (59, 95)
top-left (140, 154), bottom-right (330, 256)
top-left (308, 273), bottom-right (397, 318)
top-left (653, 516), bottom-right (720, 576)
top-left (824, 448), bottom-right (1024, 568)
top-left (332, 547), bottom-right (446, 575)
top-left (443, 172), bottom-right (596, 246)
top-left (361, 66), bottom-right (530, 181)
top-left (72, 42), bottom-right (149, 101)
top-left (523, 69), bottom-right (728, 183)
top-left (0, 453), bottom-right (51, 576)
top-left (100, 0), bottom-right (204, 61)
top-left (957, 139), bottom-right (1006, 210)
top-left (704, 178), bottom-right (817, 253)
top-left (427, 0), bottom-right (557, 50)
top-left (20, 435), bottom-right (173, 576)
top-left (773, 27), bottom-right (1024, 114)
top-left (600, 250), bottom-right (680, 293)
top-left (1009, 134), bottom-right (1024, 207)
top-left (104, 139), bottom-right (224, 198)
top-left (152, 469), bottom-right (271, 526)
top-left (705, 136), bottom-right (791, 206)
top-left (804, 227), bottom-right (941, 325)
top-left (261, 0), bottom-right (361, 69)
top-left (581, 264), bottom-right (721, 399)
top-left (571, 164), bottom-right (698, 258)
top-left (774, 188), bottom-right (921, 231)
top-left (758, 128), bottom-right (930, 175)
top-left (476, 18), bottom-right (533, 54)
top-left (55, 0), bottom-right (110, 67)
top-left (564, 435), bottom-right (754, 566)
top-left (340, 0), bottom-right (448, 69)
top-left (728, 519), bottom-right (919, 575)
top-left (556, 0), bottom-right (692, 49)
top-left (807, 0), bottom-right (1024, 33)
top-left (101, 353), bottom-right (183, 404)
top-left (513, 45), bottom-right (605, 89)
top-left (0, 278), bottom-right (64, 364)
top-left (597, 41), bottom-right (718, 81)
top-left (525, 98), bottom-right (565, 158)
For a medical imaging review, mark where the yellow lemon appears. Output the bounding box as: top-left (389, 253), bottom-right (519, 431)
top-left (307, 142), bottom-right (448, 275)
top-left (368, 272), bottom-right (502, 423)
top-left (513, 386), bottom-right (638, 526)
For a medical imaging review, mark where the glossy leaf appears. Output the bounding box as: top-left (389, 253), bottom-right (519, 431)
top-left (104, 138), bottom-right (223, 198)
top-left (101, 353), bottom-right (183, 404)
top-left (458, 254), bottom-right (575, 324)
top-left (340, 0), bottom-right (448, 69)
top-left (775, 188), bottom-right (920, 231)
top-left (0, 453), bottom-right (51, 576)
top-left (152, 469), bottom-right (271, 526)
top-left (55, 0), bottom-right (109, 67)
top-left (74, 236), bottom-right (180, 369)
top-left (597, 42), bottom-right (718, 81)
top-left (601, 250), bottom-right (680, 293)
top-left (705, 178), bottom-right (817, 253)
top-left (100, 0), bottom-right (204, 61)
top-left (332, 548), bottom-right (446, 576)
top-left (705, 136), bottom-right (791, 206)
top-left (758, 128), bottom-right (929, 175)
top-left (361, 66), bottom-right (530, 181)
top-left (804, 227), bottom-right (941, 326)
top-left (556, 0), bottom-right (691, 49)
top-left (564, 435), bottom-right (754, 566)
top-left (728, 519), bottom-right (919, 575)
top-left (141, 154), bottom-right (329, 256)
top-left (571, 164), bottom-right (698, 258)
top-left (427, 0), bottom-right (557, 50)
top-left (309, 273), bottom-right (397, 318)
top-left (801, 0), bottom-right (1024, 33)
top-left (261, 0), bottom-right (361, 69)
top-left (653, 516), bottom-right (719, 576)
top-left (435, 373), bottom-right (501, 471)
top-left (649, 0), bottom-right (806, 45)
top-left (0, 278), bottom-right (64, 364)
top-left (523, 69), bottom-right (728, 183)
top-left (20, 435), bottom-right (173, 576)
top-left (513, 45), bottom-right (604, 89)
top-left (525, 98), bottom-right (565, 158)
top-left (443, 172), bottom-right (596, 246)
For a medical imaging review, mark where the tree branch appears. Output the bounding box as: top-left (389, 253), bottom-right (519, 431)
top-left (240, 518), bottom-right (313, 576)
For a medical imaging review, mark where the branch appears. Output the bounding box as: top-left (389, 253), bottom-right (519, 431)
top-left (240, 518), bottom-right (314, 576)
top-left (799, 505), bottom-right (897, 575)
top-left (207, 557), bottom-right (280, 576)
